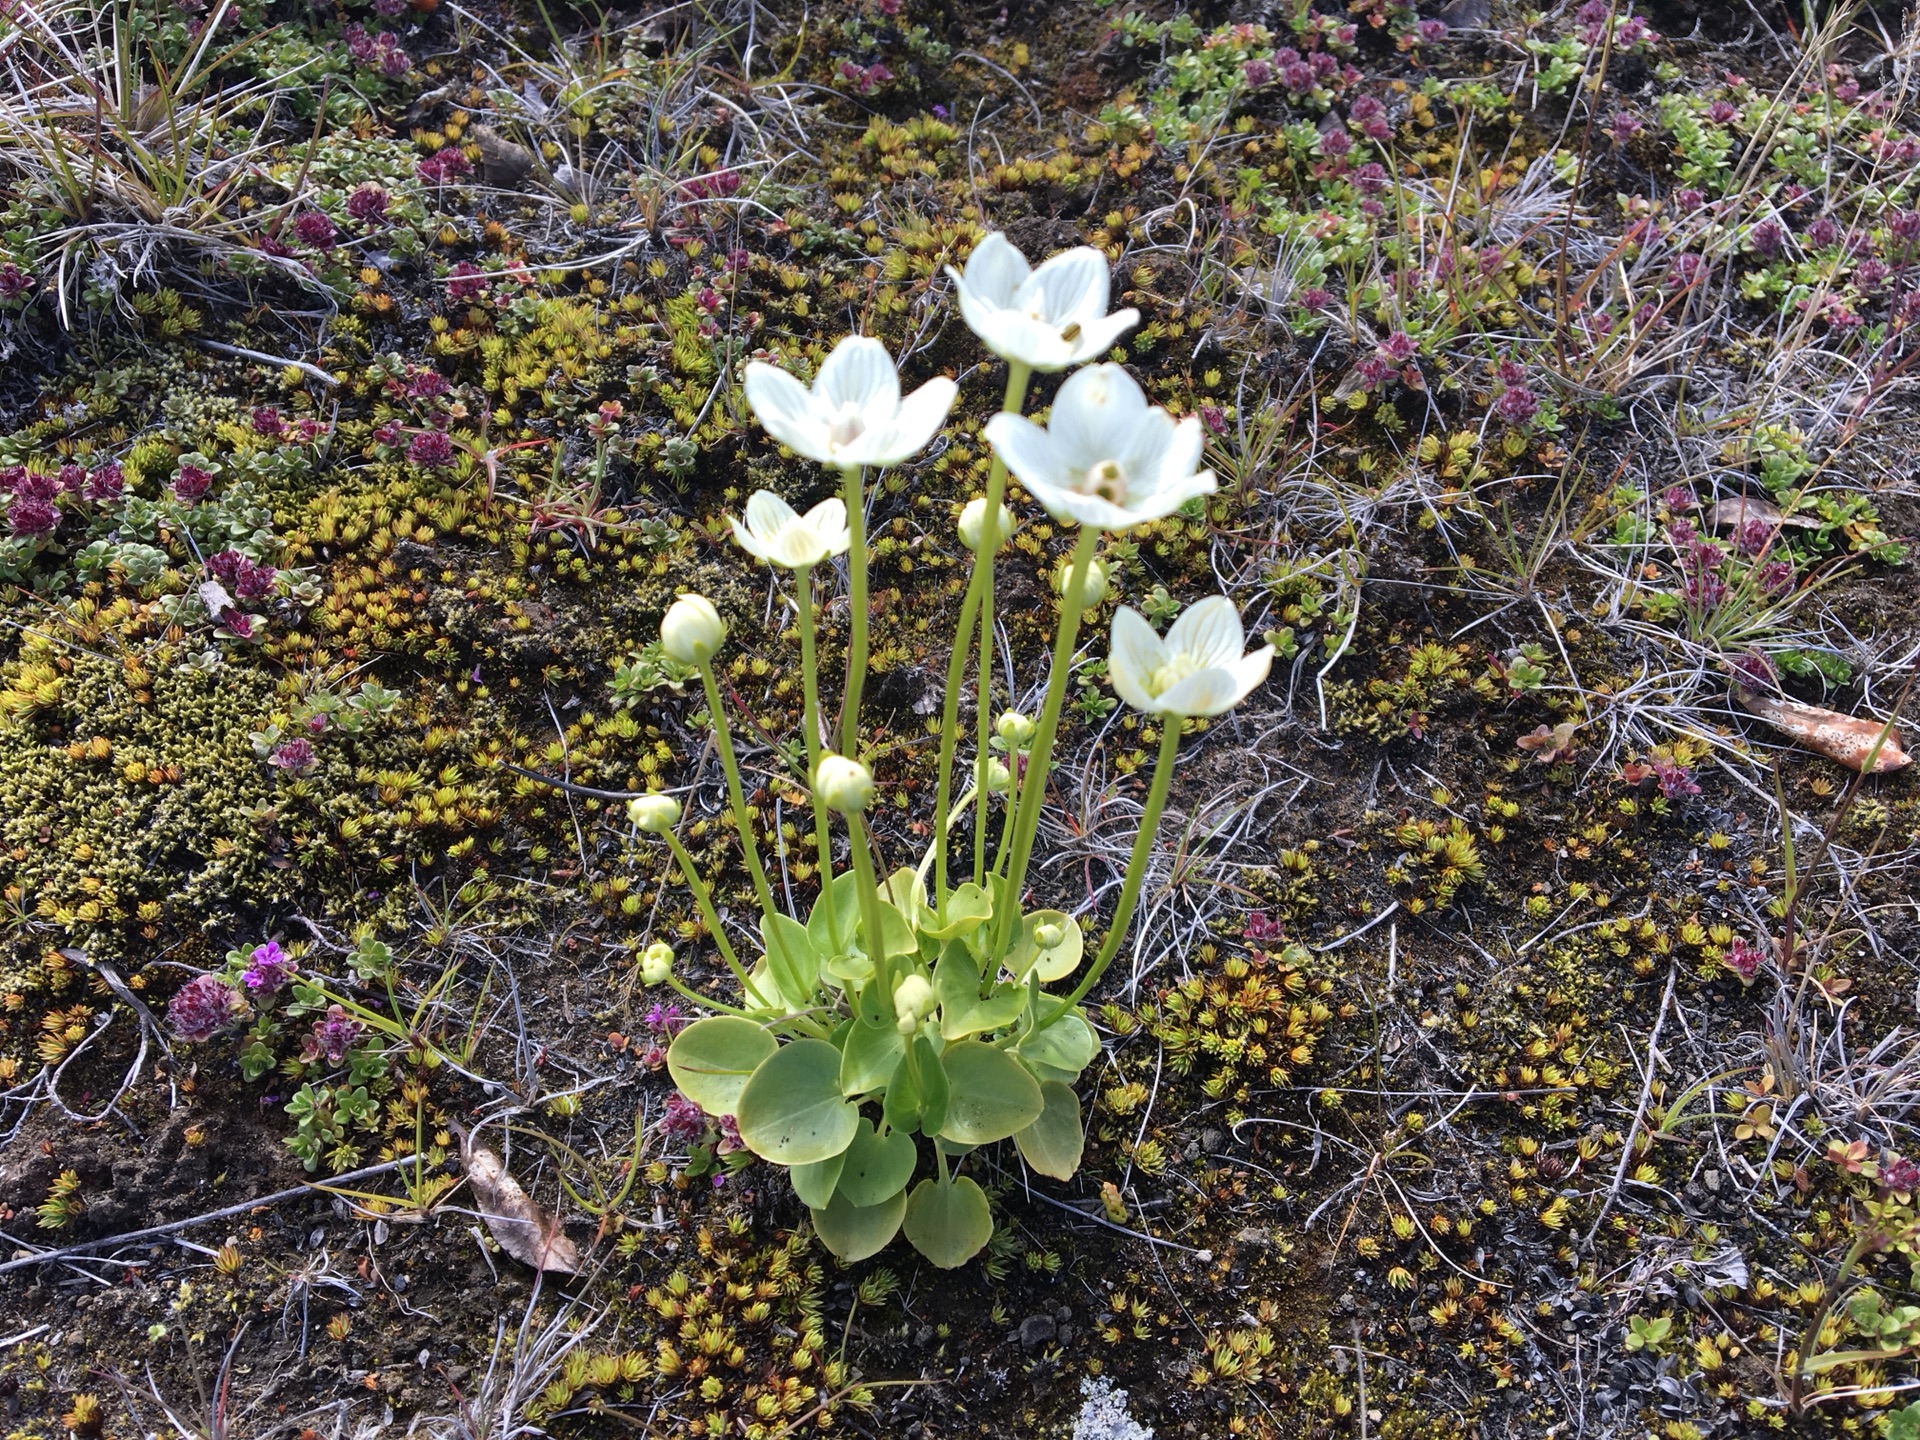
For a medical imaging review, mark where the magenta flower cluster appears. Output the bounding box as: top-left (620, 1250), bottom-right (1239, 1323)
top-left (168, 974), bottom-right (245, 1042)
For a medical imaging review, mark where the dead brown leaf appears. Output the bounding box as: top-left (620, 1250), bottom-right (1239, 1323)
top-left (1733, 687), bottom-right (1912, 774)
top-left (458, 1129), bottom-right (582, 1275)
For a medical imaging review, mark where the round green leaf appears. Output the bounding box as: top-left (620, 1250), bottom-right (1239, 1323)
top-left (922, 882), bottom-right (992, 940)
top-left (936, 1040), bottom-right (1044, 1145)
top-left (1009, 910), bottom-right (1082, 983)
top-left (811, 1187), bottom-right (906, 1263)
top-left (902, 1176), bottom-right (993, 1269)
top-left (838, 1120), bottom-right (919, 1208)
top-left (840, 1020), bottom-right (905, 1097)
top-left (735, 1039), bottom-right (860, 1165)
top-left (790, 1149), bottom-right (847, 1209)
top-left (1014, 1081), bottom-right (1084, 1181)
top-left (1013, 1009), bottom-right (1099, 1081)
top-left (667, 1017), bottom-right (777, 1117)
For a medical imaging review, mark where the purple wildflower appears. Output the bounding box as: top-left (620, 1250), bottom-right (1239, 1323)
top-left (660, 1092), bottom-right (706, 1144)
top-left (346, 183), bottom-right (389, 225)
top-left (408, 430), bottom-right (455, 468)
top-left (84, 463), bottom-right (124, 503)
top-left (169, 974), bottom-right (244, 1042)
top-left (1494, 385), bottom-right (1539, 426)
top-left (270, 737), bottom-right (317, 773)
top-left (1723, 938), bottom-right (1764, 984)
top-left (242, 941), bottom-right (295, 995)
top-left (0, 263), bottom-right (33, 300)
top-left (294, 211), bottom-right (338, 251)
top-left (172, 463), bottom-right (213, 503)
top-left (301, 1005), bottom-right (364, 1065)
top-left (1652, 760), bottom-right (1701, 799)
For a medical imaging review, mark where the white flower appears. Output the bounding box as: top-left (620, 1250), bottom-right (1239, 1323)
top-left (985, 364), bottom-right (1216, 531)
top-left (729, 490), bottom-right (849, 569)
top-left (661, 594), bottom-right (725, 663)
top-left (628, 794), bottom-right (682, 832)
top-left (744, 335), bottom-right (956, 468)
top-left (1109, 597), bottom-right (1273, 719)
top-left (814, 754), bottom-right (874, 813)
top-left (946, 233), bottom-right (1140, 372)
top-left (893, 973), bottom-right (936, 1033)
top-left (958, 496), bottom-right (1015, 552)
top-left (640, 941), bottom-right (674, 986)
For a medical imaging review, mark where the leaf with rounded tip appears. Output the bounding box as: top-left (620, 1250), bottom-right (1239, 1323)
top-left (1014, 1081), bottom-right (1084, 1180)
top-left (935, 950), bottom-right (1024, 1040)
top-left (838, 1119), bottom-right (919, 1207)
top-left (811, 1187), bottom-right (906, 1263)
top-left (808, 871), bottom-right (859, 957)
top-left (841, 1019), bottom-right (904, 1097)
top-left (936, 1040), bottom-right (1043, 1145)
top-left (922, 883), bottom-right (993, 940)
top-left (1013, 1009), bottom-right (1099, 1082)
top-left (902, 1176), bottom-right (993, 1269)
top-left (1008, 910), bottom-right (1082, 983)
top-left (735, 1039), bottom-right (860, 1165)
top-left (914, 1035), bottom-right (949, 1137)
top-left (667, 1017), bottom-right (777, 1117)
top-left (790, 1149), bottom-right (847, 1209)
top-left (762, 913), bottom-right (818, 1009)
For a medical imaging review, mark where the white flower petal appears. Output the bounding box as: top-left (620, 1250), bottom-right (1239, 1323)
top-left (745, 363), bottom-right (831, 462)
top-left (744, 489), bottom-right (800, 543)
top-left (1156, 666), bottom-right (1242, 718)
top-left (1020, 246), bottom-right (1109, 325)
top-left (869, 375), bottom-right (957, 464)
top-left (1165, 595), bottom-right (1244, 672)
top-left (802, 497), bottom-right (850, 557)
top-left (1049, 364), bottom-right (1146, 470)
top-left (984, 413), bottom-right (1067, 499)
top-left (815, 335), bottom-right (900, 414)
top-left (1108, 608), bottom-right (1165, 715)
top-left (1066, 307), bottom-right (1140, 363)
top-left (728, 512), bottom-right (772, 561)
top-left (959, 232), bottom-right (1029, 306)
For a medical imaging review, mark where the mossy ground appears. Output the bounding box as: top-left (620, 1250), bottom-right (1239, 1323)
top-left (3, 0), bottom-right (1920, 1435)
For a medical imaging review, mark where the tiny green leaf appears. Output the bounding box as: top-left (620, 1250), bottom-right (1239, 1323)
top-left (667, 1017), bottom-right (776, 1117)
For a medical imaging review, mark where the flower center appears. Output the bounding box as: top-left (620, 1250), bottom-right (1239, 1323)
top-left (1077, 458), bottom-right (1129, 504)
top-left (827, 404), bottom-right (867, 449)
top-left (1149, 653), bottom-right (1202, 696)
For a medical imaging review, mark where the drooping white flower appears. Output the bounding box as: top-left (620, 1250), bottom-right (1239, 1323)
top-left (946, 232), bottom-right (1139, 372)
top-left (628, 793), bottom-right (682, 832)
top-left (744, 336), bottom-right (956, 468)
top-left (814, 754), bottom-right (874, 813)
top-left (984, 364), bottom-right (1216, 531)
top-left (661, 594), bottom-right (725, 663)
top-left (729, 490), bottom-right (849, 569)
top-left (1108, 597), bottom-right (1273, 719)
top-left (957, 496), bottom-right (1015, 553)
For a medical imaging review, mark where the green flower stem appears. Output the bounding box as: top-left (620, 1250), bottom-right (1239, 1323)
top-left (991, 524), bottom-right (1101, 961)
top-left (1039, 719), bottom-right (1182, 1029)
top-left (972, 555), bottom-right (997, 886)
top-left (932, 361), bottom-right (1031, 916)
top-left (698, 659), bottom-right (778, 926)
top-left (844, 810), bottom-right (893, 1003)
top-left (660, 828), bottom-right (753, 992)
top-left (793, 564), bottom-right (837, 900)
top-left (839, 463), bottom-right (870, 757)
top-left (663, 971), bottom-right (761, 1020)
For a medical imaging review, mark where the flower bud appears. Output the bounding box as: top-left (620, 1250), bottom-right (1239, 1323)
top-left (958, 497), bottom-right (1015, 553)
top-left (640, 941), bottom-right (674, 986)
top-left (983, 757), bottom-right (1012, 793)
top-left (893, 972), bottom-right (935, 1033)
top-left (1033, 922), bottom-right (1064, 950)
top-left (628, 793), bottom-right (682, 833)
top-left (1053, 555), bottom-right (1109, 609)
top-left (661, 594), bottom-right (725, 663)
top-left (995, 710), bottom-right (1035, 747)
top-left (814, 754), bottom-right (874, 814)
